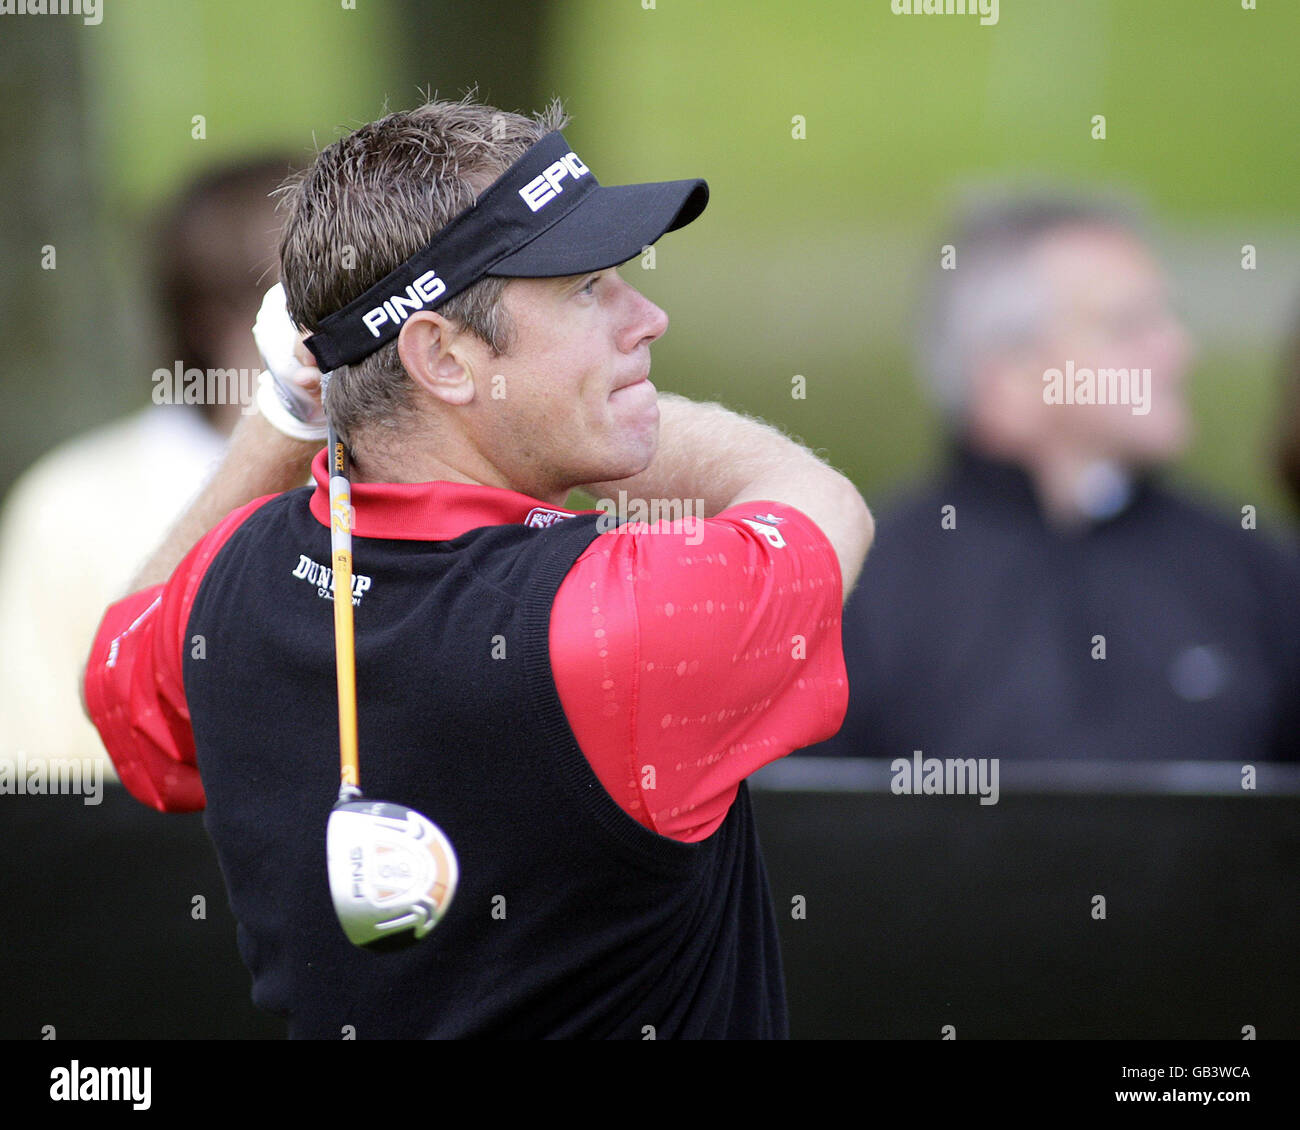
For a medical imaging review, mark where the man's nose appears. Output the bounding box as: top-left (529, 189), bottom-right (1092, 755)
top-left (621, 280), bottom-right (669, 350)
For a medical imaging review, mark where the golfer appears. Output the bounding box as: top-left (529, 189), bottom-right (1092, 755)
top-left (83, 96), bottom-right (872, 1038)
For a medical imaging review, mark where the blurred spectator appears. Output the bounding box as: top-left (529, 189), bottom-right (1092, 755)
top-left (0, 156), bottom-right (293, 775)
top-left (808, 193), bottom-right (1300, 761)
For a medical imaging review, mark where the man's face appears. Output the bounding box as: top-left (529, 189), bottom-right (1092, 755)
top-left (458, 266), bottom-right (669, 501)
top-left (1023, 225), bottom-right (1194, 465)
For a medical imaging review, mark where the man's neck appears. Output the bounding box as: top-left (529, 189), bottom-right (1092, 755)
top-left (348, 428), bottom-right (568, 506)
top-left (965, 432), bottom-right (1136, 531)
top-left (1019, 447), bottom-right (1136, 531)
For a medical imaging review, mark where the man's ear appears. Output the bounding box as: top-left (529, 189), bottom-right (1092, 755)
top-left (398, 311), bottom-right (476, 407)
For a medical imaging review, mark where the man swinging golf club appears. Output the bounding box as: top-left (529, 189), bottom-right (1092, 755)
top-left (83, 95), bottom-right (872, 1039)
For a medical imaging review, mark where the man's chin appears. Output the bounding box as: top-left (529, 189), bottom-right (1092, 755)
top-left (610, 378), bottom-right (659, 425)
top-left (574, 440), bottom-right (658, 490)
top-left (616, 414), bottom-right (661, 474)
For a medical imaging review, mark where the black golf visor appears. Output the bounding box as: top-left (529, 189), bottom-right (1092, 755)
top-left (304, 131), bottom-right (708, 370)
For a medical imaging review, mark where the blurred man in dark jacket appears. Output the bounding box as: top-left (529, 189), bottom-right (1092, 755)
top-left (809, 193), bottom-right (1300, 762)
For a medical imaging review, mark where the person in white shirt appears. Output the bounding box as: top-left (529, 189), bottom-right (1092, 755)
top-left (0, 156), bottom-right (293, 778)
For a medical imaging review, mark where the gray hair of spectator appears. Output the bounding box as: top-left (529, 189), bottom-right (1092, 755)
top-left (918, 189), bottom-right (1149, 422)
top-left (276, 94), bottom-right (570, 444)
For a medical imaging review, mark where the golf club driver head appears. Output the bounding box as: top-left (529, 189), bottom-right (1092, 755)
top-left (327, 798), bottom-right (459, 951)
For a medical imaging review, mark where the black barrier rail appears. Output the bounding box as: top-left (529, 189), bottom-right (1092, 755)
top-left (747, 758), bottom-right (1300, 1040)
top-left (4, 761), bottom-right (1297, 1040)
top-left (1, 789), bottom-right (284, 1040)
top-left (753, 756), bottom-right (1300, 795)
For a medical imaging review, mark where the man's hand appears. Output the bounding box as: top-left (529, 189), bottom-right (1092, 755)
top-left (253, 283), bottom-right (329, 441)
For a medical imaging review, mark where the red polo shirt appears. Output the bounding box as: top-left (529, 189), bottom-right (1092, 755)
top-left (85, 449), bottom-right (848, 842)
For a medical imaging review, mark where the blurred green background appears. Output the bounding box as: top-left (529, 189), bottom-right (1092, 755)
top-left (2, 0), bottom-right (1297, 522)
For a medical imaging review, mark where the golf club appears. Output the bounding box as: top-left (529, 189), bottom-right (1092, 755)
top-left (323, 422), bottom-right (460, 950)
top-left (255, 282), bottom-right (459, 950)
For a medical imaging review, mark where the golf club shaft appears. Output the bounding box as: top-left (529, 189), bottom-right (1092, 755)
top-left (327, 424), bottom-right (361, 795)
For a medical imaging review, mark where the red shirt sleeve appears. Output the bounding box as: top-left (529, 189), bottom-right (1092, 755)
top-left (550, 501), bottom-right (847, 843)
top-left (83, 495), bottom-right (278, 812)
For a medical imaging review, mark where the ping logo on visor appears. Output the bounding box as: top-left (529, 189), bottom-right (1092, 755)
top-left (302, 130), bottom-right (708, 372)
top-left (361, 270), bottom-right (448, 340)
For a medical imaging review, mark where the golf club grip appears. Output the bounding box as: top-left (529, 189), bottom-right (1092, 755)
top-left (327, 427), bottom-right (361, 790)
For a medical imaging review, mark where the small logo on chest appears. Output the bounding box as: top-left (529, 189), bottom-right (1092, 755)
top-left (291, 554), bottom-right (373, 605)
top-left (524, 507), bottom-right (574, 529)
